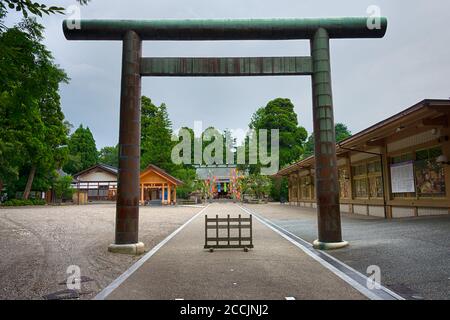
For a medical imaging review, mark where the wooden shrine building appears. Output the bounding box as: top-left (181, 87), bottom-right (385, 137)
top-left (140, 164), bottom-right (183, 205)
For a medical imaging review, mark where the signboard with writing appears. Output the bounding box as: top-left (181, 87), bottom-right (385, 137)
top-left (390, 161), bottom-right (415, 193)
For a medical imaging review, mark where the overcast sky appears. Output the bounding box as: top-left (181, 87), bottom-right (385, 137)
top-left (5, 0), bottom-right (450, 148)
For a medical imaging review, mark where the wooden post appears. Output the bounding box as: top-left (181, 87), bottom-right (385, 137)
top-left (250, 215), bottom-right (253, 247)
top-left (238, 214), bottom-right (242, 247)
top-left (227, 214), bottom-right (230, 246)
top-left (346, 153), bottom-right (354, 214)
top-left (205, 215), bottom-right (208, 247)
top-left (168, 184), bottom-right (171, 204)
top-left (216, 214), bottom-right (219, 247)
top-left (441, 122), bottom-right (450, 203)
top-left (381, 144), bottom-right (392, 218)
top-left (162, 183), bottom-right (165, 204)
top-left (140, 184), bottom-right (144, 204)
top-left (173, 187), bottom-right (177, 204)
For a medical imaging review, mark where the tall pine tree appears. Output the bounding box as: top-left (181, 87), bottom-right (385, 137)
top-left (140, 96), bottom-right (174, 172)
top-left (63, 125), bottom-right (98, 174)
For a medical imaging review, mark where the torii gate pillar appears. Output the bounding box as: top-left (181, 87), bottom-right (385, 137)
top-left (108, 30), bottom-right (144, 254)
top-left (310, 28), bottom-right (347, 249)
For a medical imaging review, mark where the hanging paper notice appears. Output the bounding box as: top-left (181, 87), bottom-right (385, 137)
top-left (390, 161), bottom-right (415, 193)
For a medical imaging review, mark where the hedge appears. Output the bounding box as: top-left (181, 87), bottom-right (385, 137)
top-left (0, 199), bottom-right (47, 207)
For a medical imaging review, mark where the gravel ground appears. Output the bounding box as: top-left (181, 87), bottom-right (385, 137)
top-left (0, 203), bottom-right (203, 300)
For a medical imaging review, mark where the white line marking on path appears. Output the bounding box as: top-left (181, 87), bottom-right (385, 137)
top-left (237, 204), bottom-right (404, 301)
top-left (94, 204), bottom-right (211, 300)
top-left (285, 297), bottom-right (296, 300)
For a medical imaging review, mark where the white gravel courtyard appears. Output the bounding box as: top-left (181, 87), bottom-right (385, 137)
top-left (0, 203), bottom-right (203, 300)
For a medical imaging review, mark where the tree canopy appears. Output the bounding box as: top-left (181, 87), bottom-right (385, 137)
top-left (303, 123), bottom-right (352, 158)
top-left (63, 125), bottom-right (98, 175)
top-left (0, 17), bottom-right (69, 198)
top-left (141, 96), bottom-right (175, 172)
top-left (98, 145), bottom-right (119, 168)
top-left (248, 98), bottom-right (308, 173)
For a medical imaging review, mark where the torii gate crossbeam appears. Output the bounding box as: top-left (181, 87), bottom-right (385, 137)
top-left (63, 17), bottom-right (387, 254)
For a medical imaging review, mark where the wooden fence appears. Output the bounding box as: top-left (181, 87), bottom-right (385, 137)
top-left (204, 214), bottom-right (253, 251)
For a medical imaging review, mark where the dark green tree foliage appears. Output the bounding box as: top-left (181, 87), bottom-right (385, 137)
top-left (335, 123), bottom-right (352, 142)
top-left (223, 129), bottom-right (237, 165)
top-left (303, 123), bottom-right (352, 158)
top-left (270, 176), bottom-right (289, 202)
top-left (99, 145), bottom-right (119, 168)
top-left (52, 175), bottom-right (74, 202)
top-left (180, 126), bottom-right (196, 164)
top-left (63, 125), bottom-right (98, 174)
top-left (171, 166), bottom-right (197, 199)
top-left (141, 96), bottom-right (175, 172)
top-left (0, 17), bottom-right (69, 199)
top-left (249, 98), bottom-right (308, 171)
top-left (239, 174), bottom-right (272, 200)
top-left (247, 98), bottom-right (307, 201)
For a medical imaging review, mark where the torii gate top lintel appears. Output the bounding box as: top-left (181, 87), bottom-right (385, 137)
top-left (63, 17), bottom-right (387, 41)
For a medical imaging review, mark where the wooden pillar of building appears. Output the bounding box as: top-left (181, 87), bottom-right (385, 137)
top-left (346, 153), bottom-right (354, 214)
top-left (440, 123), bottom-right (450, 211)
top-left (173, 187), bottom-right (177, 204)
top-left (168, 184), bottom-right (171, 205)
top-left (381, 144), bottom-right (392, 219)
top-left (309, 169), bottom-right (314, 201)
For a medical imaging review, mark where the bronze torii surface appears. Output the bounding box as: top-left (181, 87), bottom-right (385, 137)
top-left (63, 17), bottom-right (387, 253)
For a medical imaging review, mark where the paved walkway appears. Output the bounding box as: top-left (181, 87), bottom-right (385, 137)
top-left (103, 203), bottom-right (366, 300)
top-left (245, 203), bottom-right (450, 300)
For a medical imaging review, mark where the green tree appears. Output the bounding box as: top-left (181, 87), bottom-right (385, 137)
top-left (223, 129), bottom-right (236, 165)
top-left (63, 125), bottom-right (98, 174)
top-left (249, 98), bottom-right (308, 172)
top-left (0, 17), bottom-right (69, 199)
top-left (52, 174), bottom-right (74, 202)
top-left (335, 123), bottom-right (352, 142)
top-left (238, 174), bottom-right (272, 200)
top-left (0, 138), bottom-right (20, 193)
top-left (246, 98), bottom-right (307, 201)
top-left (303, 123), bottom-right (352, 158)
top-left (141, 96), bottom-right (175, 171)
top-left (99, 145), bottom-right (119, 168)
top-left (171, 166), bottom-right (197, 199)
top-left (201, 127), bottom-right (225, 165)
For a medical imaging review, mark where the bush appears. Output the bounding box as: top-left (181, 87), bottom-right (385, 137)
top-left (238, 174), bottom-right (272, 200)
top-left (52, 175), bottom-right (74, 201)
top-left (1, 199), bottom-right (46, 207)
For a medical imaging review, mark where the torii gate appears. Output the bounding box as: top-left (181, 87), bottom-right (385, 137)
top-left (63, 17), bottom-right (387, 254)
